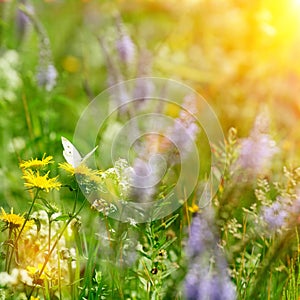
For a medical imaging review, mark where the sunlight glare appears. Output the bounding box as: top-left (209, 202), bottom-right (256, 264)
top-left (292, 0), bottom-right (300, 7)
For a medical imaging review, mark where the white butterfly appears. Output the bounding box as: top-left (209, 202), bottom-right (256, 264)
top-left (61, 136), bottom-right (98, 168)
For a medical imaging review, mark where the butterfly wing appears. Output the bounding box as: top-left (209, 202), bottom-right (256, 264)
top-left (61, 136), bottom-right (83, 168)
top-left (82, 146), bottom-right (98, 164)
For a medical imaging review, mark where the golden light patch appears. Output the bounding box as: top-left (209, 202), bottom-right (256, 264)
top-left (62, 56), bottom-right (81, 73)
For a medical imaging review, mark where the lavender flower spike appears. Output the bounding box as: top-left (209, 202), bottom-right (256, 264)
top-left (186, 212), bottom-right (215, 258)
top-left (115, 16), bottom-right (136, 64)
top-left (185, 210), bottom-right (236, 300)
top-left (236, 110), bottom-right (278, 176)
top-left (36, 64), bottom-right (57, 91)
top-left (261, 199), bottom-right (288, 231)
top-left (16, 0), bottom-right (34, 43)
top-left (116, 34), bottom-right (136, 64)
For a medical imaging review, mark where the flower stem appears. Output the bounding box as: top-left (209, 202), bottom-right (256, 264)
top-left (5, 227), bottom-right (13, 272)
top-left (16, 189), bottom-right (40, 244)
top-left (7, 189), bottom-right (40, 272)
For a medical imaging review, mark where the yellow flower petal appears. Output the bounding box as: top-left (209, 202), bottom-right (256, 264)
top-left (22, 170), bottom-right (61, 192)
top-left (188, 203), bottom-right (199, 214)
top-left (59, 162), bottom-right (75, 175)
top-left (60, 162), bottom-right (102, 184)
top-left (0, 207), bottom-right (34, 230)
top-left (20, 154), bottom-right (54, 169)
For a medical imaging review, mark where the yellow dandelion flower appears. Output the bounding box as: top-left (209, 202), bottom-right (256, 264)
top-left (26, 265), bottom-right (38, 276)
top-left (0, 208), bottom-right (34, 231)
top-left (30, 296), bottom-right (40, 300)
top-left (77, 165), bottom-right (102, 183)
top-left (59, 162), bottom-right (75, 175)
top-left (22, 170), bottom-right (61, 192)
top-left (188, 203), bottom-right (199, 214)
top-left (19, 154), bottom-right (53, 170)
top-left (60, 162), bottom-right (102, 184)
top-left (27, 263), bottom-right (50, 280)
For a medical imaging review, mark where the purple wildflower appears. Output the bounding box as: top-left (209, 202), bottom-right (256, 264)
top-left (236, 111), bottom-right (278, 176)
top-left (28, 8), bottom-right (57, 92)
top-left (184, 210), bottom-right (236, 300)
top-left (115, 17), bottom-right (136, 64)
top-left (36, 64), bottom-right (57, 91)
top-left (169, 120), bottom-right (198, 155)
top-left (133, 76), bottom-right (154, 104)
top-left (186, 212), bottom-right (215, 258)
top-left (116, 34), bottom-right (136, 64)
top-left (15, 0), bottom-right (57, 91)
top-left (185, 265), bottom-right (202, 300)
top-left (130, 157), bottom-right (160, 203)
top-left (260, 193), bottom-right (300, 233)
top-left (16, 0), bottom-right (34, 42)
top-left (238, 134), bottom-right (277, 174)
top-left (133, 51), bottom-right (153, 106)
top-left (167, 95), bottom-right (199, 160)
top-left (186, 271), bottom-right (236, 300)
top-left (261, 199), bottom-right (288, 231)
top-left (99, 35), bottom-right (123, 88)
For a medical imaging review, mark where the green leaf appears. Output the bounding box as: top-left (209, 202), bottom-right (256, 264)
top-left (53, 215), bottom-right (70, 221)
top-left (33, 218), bottom-right (41, 233)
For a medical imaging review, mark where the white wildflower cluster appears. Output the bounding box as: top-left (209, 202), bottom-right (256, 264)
top-left (92, 159), bottom-right (132, 215)
top-left (0, 268), bottom-right (32, 287)
top-left (113, 158), bottom-right (133, 198)
top-left (91, 198), bottom-right (117, 216)
top-left (0, 50), bottom-right (22, 102)
top-left (101, 158), bottom-right (133, 199)
top-left (24, 210), bottom-right (76, 271)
